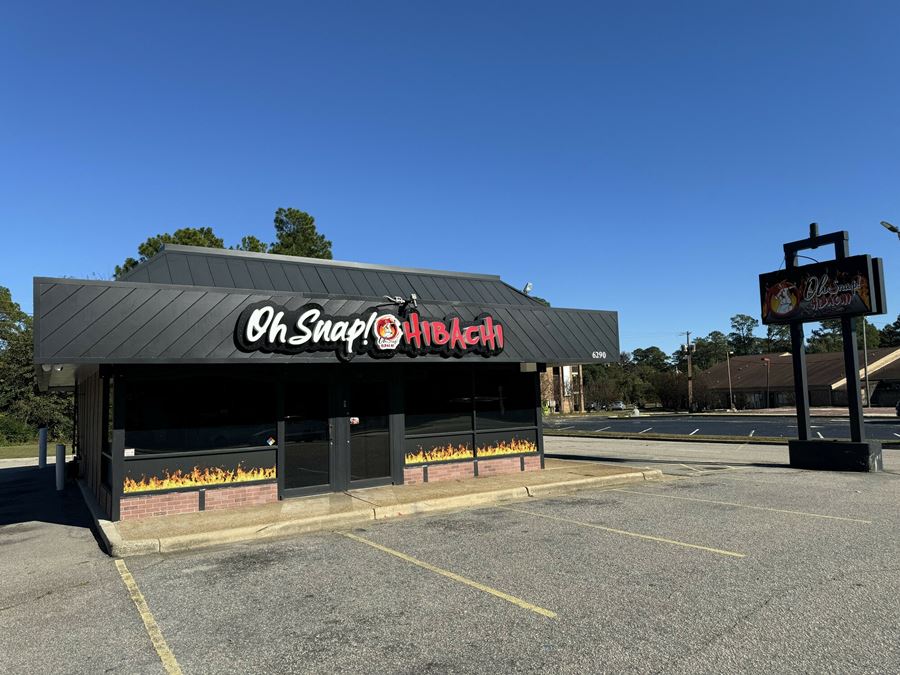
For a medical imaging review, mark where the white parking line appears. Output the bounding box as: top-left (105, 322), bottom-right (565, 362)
top-left (598, 426), bottom-right (611, 431)
top-left (816, 431), bottom-right (824, 439)
top-left (557, 425), bottom-right (574, 430)
top-left (689, 429), bottom-right (700, 436)
top-left (749, 430), bottom-right (755, 437)
top-left (894, 433), bottom-right (900, 438)
top-left (638, 427), bottom-right (653, 434)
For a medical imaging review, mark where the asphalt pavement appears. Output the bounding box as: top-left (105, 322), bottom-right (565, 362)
top-left (544, 413), bottom-right (900, 441)
top-left (2, 441), bottom-right (899, 674)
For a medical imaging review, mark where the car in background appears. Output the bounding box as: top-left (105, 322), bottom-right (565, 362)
top-left (896, 400), bottom-right (900, 417)
top-left (609, 401), bottom-right (627, 411)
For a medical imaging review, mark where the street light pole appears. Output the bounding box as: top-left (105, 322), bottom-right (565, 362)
top-left (725, 347), bottom-right (735, 411)
top-left (862, 316), bottom-right (871, 407)
top-left (682, 331), bottom-right (694, 411)
top-left (761, 357), bottom-right (771, 409)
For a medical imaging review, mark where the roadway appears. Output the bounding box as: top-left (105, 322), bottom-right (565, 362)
top-left (543, 413), bottom-right (900, 441)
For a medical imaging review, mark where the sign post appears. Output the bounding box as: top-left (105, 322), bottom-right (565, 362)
top-left (759, 224), bottom-right (887, 471)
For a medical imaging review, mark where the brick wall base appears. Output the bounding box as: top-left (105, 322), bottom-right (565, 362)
top-left (206, 483), bottom-right (278, 511)
top-left (120, 491), bottom-right (200, 520)
top-left (404, 454), bottom-right (541, 485)
top-left (119, 481), bottom-right (278, 521)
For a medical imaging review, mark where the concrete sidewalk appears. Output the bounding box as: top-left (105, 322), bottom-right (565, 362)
top-left (82, 458), bottom-right (661, 557)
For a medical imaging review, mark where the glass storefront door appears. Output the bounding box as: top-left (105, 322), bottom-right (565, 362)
top-left (347, 379), bottom-right (392, 485)
top-left (283, 387), bottom-right (331, 492)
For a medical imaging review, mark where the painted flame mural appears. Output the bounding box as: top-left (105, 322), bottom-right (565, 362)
top-left (476, 438), bottom-right (537, 458)
top-left (405, 438), bottom-right (537, 465)
top-left (405, 444), bottom-right (474, 465)
top-left (123, 464), bottom-right (277, 493)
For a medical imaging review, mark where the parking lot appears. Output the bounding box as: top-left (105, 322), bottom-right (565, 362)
top-left (544, 412), bottom-right (900, 442)
top-left (2, 443), bottom-right (899, 674)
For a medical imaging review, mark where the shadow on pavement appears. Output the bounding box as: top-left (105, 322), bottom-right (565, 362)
top-left (0, 464), bottom-right (103, 547)
top-left (544, 452), bottom-right (790, 469)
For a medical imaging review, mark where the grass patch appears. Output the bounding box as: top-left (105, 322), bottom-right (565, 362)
top-left (0, 443), bottom-right (41, 460)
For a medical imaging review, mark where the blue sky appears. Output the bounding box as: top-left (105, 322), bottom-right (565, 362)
top-left (2, 1), bottom-right (898, 355)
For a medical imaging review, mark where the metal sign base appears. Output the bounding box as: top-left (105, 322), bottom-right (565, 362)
top-left (789, 439), bottom-right (883, 472)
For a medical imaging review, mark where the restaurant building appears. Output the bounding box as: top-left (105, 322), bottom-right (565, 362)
top-left (34, 245), bottom-right (618, 521)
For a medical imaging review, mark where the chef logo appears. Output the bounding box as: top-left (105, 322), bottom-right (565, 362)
top-left (374, 314), bottom-right (402, 350)
top-left (768, 280), bottom-right (799, 317)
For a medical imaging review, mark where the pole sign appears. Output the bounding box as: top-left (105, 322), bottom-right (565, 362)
top-left (759, 254), bottom-right (886, 325)
top-left (235, 301), bottom-right (504, 361)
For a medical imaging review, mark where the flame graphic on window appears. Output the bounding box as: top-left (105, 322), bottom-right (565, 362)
top-left (405, 444), bottom-right (474, 465)
top-left (123, 464), bottom-right (277, 493)
top-left (405, 438), bottom-right (538, 465)
top-left (476, 439), bottom-right (538, 458)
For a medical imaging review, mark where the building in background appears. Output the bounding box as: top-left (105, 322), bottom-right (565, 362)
top-left (540, 365), bottom-right (586, 413)
top-left (699, 348), bottom-right (900, 409)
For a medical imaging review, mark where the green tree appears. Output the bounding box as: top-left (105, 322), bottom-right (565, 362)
top-left (806, 319), bottom-right (880, 353)
top-left (0, 286), bottom-right (27, 349)
top-left (0, 287), bottom-right (72, 441)
top-left (879, 315), bottom-right (900, 347)
top-left (233, 235), bottom-right (269, 253)
top-left (270, 208), bottom-right (333, 259)
top-left (631, 346), bottom-right (670, 371)
top-left (728, 314), bottom-right (760, 355)
top-left (116, 227), bottom-right (225, 277)
top-left (690, 331), bottom-right (729, 371)
top-left (765, 324), bottom-right (791, 353)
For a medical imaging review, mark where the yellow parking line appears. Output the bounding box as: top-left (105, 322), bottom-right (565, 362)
top-left (499, 506), bottom-right (745, 558)
top-left (611, 488), bottom-right (872, 524)
top-left (115, 559), bottom-right (183, 675)
top-left (341, 532), bottom-right (557, 619)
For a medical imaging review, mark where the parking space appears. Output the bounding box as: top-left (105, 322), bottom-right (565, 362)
top-left (111, 462), bottom-right (900, 674)
top-left (3, 455), bottom-right (899, 674)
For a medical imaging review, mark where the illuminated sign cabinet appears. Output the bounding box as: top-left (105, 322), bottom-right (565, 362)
top-left (33, 245), bottom-right (619, 521)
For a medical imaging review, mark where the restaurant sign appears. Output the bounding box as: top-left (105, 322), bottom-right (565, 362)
top-left (235, 302), bottom-right (504, 361)
top-left (759, 254), bottom-right (886, 325)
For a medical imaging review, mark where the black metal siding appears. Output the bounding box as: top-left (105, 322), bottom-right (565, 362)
top-left (34, 277), bottom-right (619, 366)
top-left (119, 247), bottom-right (547, 308)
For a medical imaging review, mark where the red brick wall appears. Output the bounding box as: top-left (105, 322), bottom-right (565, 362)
top-left (205, 483), bottom-right (278, 511)
top-left (426, 461), bottom-right (476, 482)
top-left (405, 455), bottom-right (542, 484)
top-left (476, 456), bottom-right (521, 477)
top-left (118, 482), bottom-right (278, 520)
top-left (120, 491), bottom-right (199, 520)
top-left (403, 466), bottom-right (425, 484)
top-left (523, 455), bottom-right (541, 471)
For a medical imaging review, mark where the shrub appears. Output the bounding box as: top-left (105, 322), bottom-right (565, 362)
top-left (0, 413), bottom-right (33, 445)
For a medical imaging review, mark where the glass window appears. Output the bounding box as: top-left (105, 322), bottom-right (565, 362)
top-left (404, 367), bottom-right (473, 435)
top-left (476, 430), bottom-right (538, 458)
top-left (475, 369), bottom-right (537, 430)
top-left (404, 436), bottom-right (474, 465)
top-left (124, 374), bottom-right (277, 454)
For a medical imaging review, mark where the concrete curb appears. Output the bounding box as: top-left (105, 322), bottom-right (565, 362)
top-left (103, 468), bottom-right (661, 556)
top-left (372, 487), bottom-right (530, 519)
top-left (77, 479), bottom-right (160, 557)
top-left (524, 470), bottom-right (662, 497)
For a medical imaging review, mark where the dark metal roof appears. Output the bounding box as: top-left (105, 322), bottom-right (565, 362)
top-left (118, 245), bottom-right (545, 307)
top-left (699, 348), bottom-right (900, 391)
top-left (33, 276), bottom-right (619, 366)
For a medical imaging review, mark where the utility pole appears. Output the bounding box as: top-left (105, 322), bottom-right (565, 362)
top-left (681, 331), bottom-right (695, 411)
